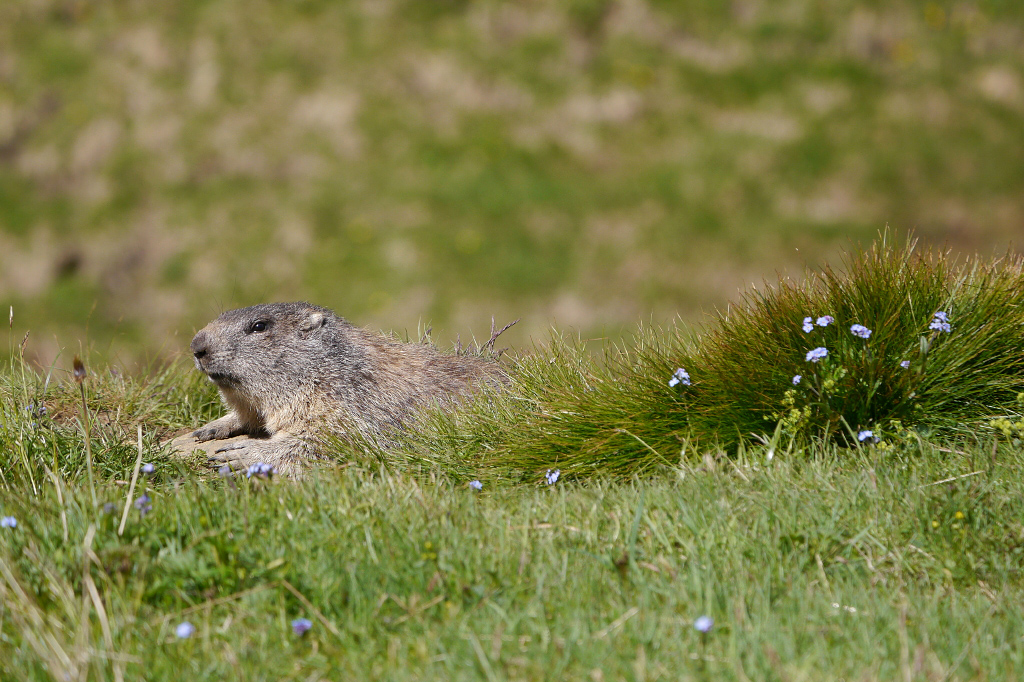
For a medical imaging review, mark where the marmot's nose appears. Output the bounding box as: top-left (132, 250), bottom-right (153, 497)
top-left (191, 331), bottom-right (210, 360)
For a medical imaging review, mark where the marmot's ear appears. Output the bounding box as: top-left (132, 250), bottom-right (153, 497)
top-left (299, 311), bottom-right (328, 335)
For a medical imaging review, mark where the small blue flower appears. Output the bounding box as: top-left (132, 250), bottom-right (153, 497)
top-left (102, 502), bottom-right (118, 515)
top-left (900, 360), bottom-right (910, 369)
top-left (668, 368), bottom-right (691, 387)
top-left (141, 463), bottom-right (155, 474)
top-left (816, 316), bottom-right (834, 327)
top-left (291, 618), bottom-right (313, 636)
top-left (1, 516), bottom-right (16, 529)
top-left (857, 430), bottom-right (874, 442)
top-left (133, 494), bottom-right (152, 517)
top-left (246, 462), bottom-right (276, 479)
top-left (693, 615), bottom-right (714, 633)
top-left (218, 465), bottom-right (232, 477)
top-left (805, 347), bottom-right (828, 363)
top-left (802, 317), bottom-right (814, 333)
top-left (929, 311), bottom-right (951, 333)
top-left (545, 469), bottom-right (560, 485)
top-left (850, 324), bottom-right (872, 339)
top-left (175, 621), bottom-right (195, 639)
top-left (469, 480), bottom-right (483, 491)
top-left (792, 375), bottom-right (802, 385)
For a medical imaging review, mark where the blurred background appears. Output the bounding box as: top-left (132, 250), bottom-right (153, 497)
top-left (1, 0), bottom-right (1022, 369)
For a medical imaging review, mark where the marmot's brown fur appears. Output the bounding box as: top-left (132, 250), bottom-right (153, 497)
top-left (187, 302), bottom-right (506, 476)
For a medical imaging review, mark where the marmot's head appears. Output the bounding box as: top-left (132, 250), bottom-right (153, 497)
top-left (191, 302), bottom-right (335, 395)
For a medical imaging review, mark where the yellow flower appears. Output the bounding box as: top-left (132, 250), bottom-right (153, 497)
top-left (932, 520), bottom-right (939, 528)
top-left (954, 511), bottom-right (964, 520)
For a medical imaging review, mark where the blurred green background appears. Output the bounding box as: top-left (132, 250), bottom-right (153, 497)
top-left (1, 0), bottom-right (1022, 367)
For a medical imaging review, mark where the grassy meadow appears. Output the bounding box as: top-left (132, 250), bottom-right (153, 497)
top-left (4, 240), bottom-right (1024, 680)
top-left (1, 0), bottom-right (1024, 363)
top-left (3, 0), bottom-right (1024, 679)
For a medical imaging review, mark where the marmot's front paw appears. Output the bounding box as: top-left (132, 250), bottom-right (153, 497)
top-left (193, 416), bottom-right (239, 442)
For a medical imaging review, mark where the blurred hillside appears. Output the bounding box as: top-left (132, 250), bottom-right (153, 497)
top-left (1, 0), bottom-right (1022, 367)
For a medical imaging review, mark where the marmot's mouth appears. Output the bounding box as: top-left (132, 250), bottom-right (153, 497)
top-left (205, 371), bottom-right (238, 386)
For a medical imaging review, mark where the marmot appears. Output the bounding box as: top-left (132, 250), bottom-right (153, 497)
top-left (186, 302), bottom-right (506, 476)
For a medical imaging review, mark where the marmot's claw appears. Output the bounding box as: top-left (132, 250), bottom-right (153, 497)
top-left (214, 443), bottom-right (246, 453)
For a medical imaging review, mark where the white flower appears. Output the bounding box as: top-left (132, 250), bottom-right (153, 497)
top-left (693, 615), bottom-right (714, 633)
top-left (175, 622), bottom-right (196, 639)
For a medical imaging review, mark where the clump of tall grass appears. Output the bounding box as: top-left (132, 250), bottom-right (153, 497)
top-left (392, 238), bottom-right (1024, 480)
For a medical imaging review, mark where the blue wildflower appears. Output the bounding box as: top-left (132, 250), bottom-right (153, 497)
top-left (850, 324), bottom-right (872, 339)
top-left (929, 311), bottom-right (951, 333)
top-left (292, 618), bottom-right (313, 636)
top-left (1, 516), bottom-right (16, 529)
top-left (469, 480), bottom-right (483, 491)
top-left (545, 469), bottom-right (560, 485)
top-left (816, 315), bottom-right (834, 327)
top-left (102, 502), bottom-right (118, 515)
top-left (805, 347), bottom-right (828, 363)
top-left (668, 368), bottom-right (691, 388)
top-left (857, 430), bottom-right (874, 442)
top-left (133, 494), bottom-right (152, 517)
top-left (141, 463), bottom-right (155, 474)
top-left (802, 317), bottom-right (814, 333)
top-left (900, 360), bottom-right (910, 369)
top-left (246, 462), bottom-right (276, 479)
top-left (175, 622), bottom-right (195, 639)
top-left (693, 616), bottom-right (714, 633)
top-left (792, 375), bottom-right (802, 385)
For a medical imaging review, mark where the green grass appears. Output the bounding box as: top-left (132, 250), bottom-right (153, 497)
top-left (4, 240), bottom-right (1024, 679)
top-left (385, 237), bottom-right (1024, 481)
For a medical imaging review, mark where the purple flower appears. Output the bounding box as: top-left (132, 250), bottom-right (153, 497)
top-left (141, 463), bottom-right (155, 474)
top-left (805, 347), bottom-right (828, 363)
top-left (693, 616), bottom-right (714, 633)
top-left (802, 317), bottom-right (814, 333)
top-left (133, 494), bottom-right (152, 517)
top-left (900, 360), bottom-right (910, 369)
top-left (291, 618), bottom-right (313, 636)
top-left (857, 430), bottom-right (874, 442)
top-left (792, 375), bottom-right (802, 385)
top-left (850, 324), bottom-right (872, 339)
top-left (929, 311), bottom-right (951, 333)
top-left (102, 502), bottom-right (118, 515)
top-left (218, 465), bottom-right (232, 477)
top-left (1, 516), bottom-right (16, 529)
top-left (469, 480), bottom-right (483, 491)
top-left (545, 469), bottom-right (560, 485)
top-left (816, 316), bottom-right (834, 327)
top-left (246, 462), bottom-right (276, 479)
top-left (668, 368), bottom-right (691, 388)
top-left (175, 621), bottom-right (195, 639)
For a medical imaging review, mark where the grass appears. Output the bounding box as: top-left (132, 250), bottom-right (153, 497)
top-left (4, 240), bottom-right (1024, 679)
top-left (386, 237), bottom-right (1024, 481)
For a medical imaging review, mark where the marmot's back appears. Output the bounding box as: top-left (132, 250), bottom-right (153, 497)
top-left (186, 302), bottom-right (506, 475)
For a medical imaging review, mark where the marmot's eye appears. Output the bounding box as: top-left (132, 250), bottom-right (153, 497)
top-left (250, 321), bottom-right (268, 333)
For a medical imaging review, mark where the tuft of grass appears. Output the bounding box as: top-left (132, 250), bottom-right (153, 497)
top-left (386, 237), bottom-right (1024, 480)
